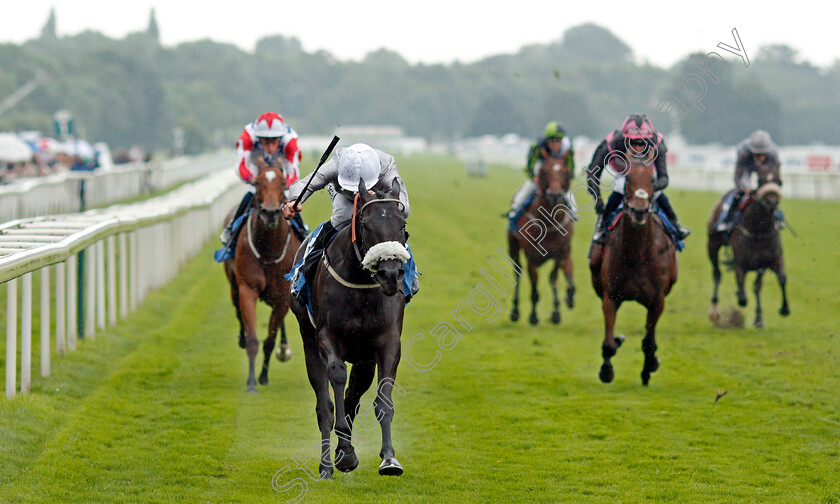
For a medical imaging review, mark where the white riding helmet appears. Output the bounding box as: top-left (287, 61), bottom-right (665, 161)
top-left (748, 130), bottom-right (773, 154)
top-left (252, 112), bottom-right (286, 138)
top-left (337, 143), bottom-right (380, 192)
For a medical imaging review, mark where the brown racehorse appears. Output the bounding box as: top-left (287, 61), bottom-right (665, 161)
top-left (707, 165), bottom-right (789, 328)
top-left (224, 165), bottom-right (301, 393)
top-left (589, 160), bottom-right (678, 385)
top-left (289, 179), bottom-right (408, 479)
top-left (508, 156), bottom-right (575, 325)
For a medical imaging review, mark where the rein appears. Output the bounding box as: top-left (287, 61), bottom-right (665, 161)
top-left (246, 204), bottom-right (293, 266)
top-left (322, 251), bottom-right (381, 289)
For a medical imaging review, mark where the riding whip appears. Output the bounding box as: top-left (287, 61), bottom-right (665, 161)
top-left (292, 135), bottom-right (340, 210)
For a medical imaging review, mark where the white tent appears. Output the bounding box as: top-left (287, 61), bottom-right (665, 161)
top-left (0, 133), bottom-right (33, 163)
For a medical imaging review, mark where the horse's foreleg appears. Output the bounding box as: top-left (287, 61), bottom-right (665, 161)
top-left (238, 285), bottom-right (260, 393)
top-left (753, 269), bottom-right (765, 328)
top-left (509, 235), bottom-right (522, 322)
top-left (563, 253), bottom-right (575, 309)
top-left (599, 296), bottom-right (624, 383)
top-left (735, 266), bottom-right (748, 307)
top-left (641, 298), bottom-right (664, 386)
top-left (528, 262), bottom-right (540, 326)
top-left (549, 261), bottom-right (561, 324)
top-left (375, 335), bottom-right (404, 476)
top-left (275, 320), bottom-right (292, 362)
top-left (772, 259), bottom-right (790, 317)
top-left (259, 308), bottom-right (282, 385)
top-left (709, 239), bottom-right (723, 321)
top-left (301, 333), bottom-right (334, 479)
top-left (320, 332), bottom-right (354, 473)
top-left (338, 361), bottom-right (376, 473)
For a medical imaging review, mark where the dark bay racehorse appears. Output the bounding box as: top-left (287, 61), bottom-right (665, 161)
top-left (289, 179), bottom-right (408, 478)
top-left (224, 166), bottom-right (301, 392)
top-left (508, 156), bottom-right (575, 325)
top-left (708, 167), bottom-right (789, 328)
top-left (589, 160), bottom-right (678, 385)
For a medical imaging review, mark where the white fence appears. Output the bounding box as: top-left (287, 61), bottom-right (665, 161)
top-left (455, 136), bottom-right (840, 200)
top-left (0, 164), bottom-right (245, 399)
top-left (0, 151), bottom-right (233, 223)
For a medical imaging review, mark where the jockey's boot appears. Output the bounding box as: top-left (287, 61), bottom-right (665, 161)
top-left (674, 220), bottom-right (691, 240)
top-left (592, 215), bottom-right (609, 244)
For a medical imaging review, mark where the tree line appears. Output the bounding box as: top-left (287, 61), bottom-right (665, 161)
top-left (1, 22), bottom-right (838, 153)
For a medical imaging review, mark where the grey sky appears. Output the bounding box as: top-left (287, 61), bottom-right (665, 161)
top-left (1, 1), bottom-right (837, 68)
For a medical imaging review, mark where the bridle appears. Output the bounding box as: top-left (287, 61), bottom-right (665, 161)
top-left (248, 166), bottom-right (292, 266)
top-left (351, 193), bottom-right (406, 268)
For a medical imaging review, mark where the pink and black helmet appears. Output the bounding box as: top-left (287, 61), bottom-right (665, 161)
top-left (620, 114), bottom-right (657, 141)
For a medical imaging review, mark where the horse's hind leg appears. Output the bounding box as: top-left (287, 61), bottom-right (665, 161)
top-left (226, 264), bottom-right (246, 348)
top-left (527, 263), bottom-right (540, 326)
top-left (375, 333), bottom-right (405, 476)
top-left (771, 259), bottom-right (790, 317)
top-left (301, 331), bottom-right (334, 479)
top-left (549, 260), bottom-right (561, 325)
top-left (641, 298), bottom-right (664, 386)
top-left (753, 269), bottom-right (765, 328)
top-left (599, 296), bottom-right (624, 383)
top-left (508, 233), bottom-right (522, 322)
top-left (259, 308), bottom-right (282, 385)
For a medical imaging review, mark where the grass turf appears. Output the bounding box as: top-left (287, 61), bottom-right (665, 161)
top-left (1, 154), bottom-right (838, 503)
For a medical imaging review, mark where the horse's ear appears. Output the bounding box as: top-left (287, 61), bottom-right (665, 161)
top-left (358, 178), bottom-right (368, 197)
top-left (390, 178), bottom-right (400, 198)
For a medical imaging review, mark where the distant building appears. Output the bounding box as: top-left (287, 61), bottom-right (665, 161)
top-left (333, 125), bottom-right (426, 156)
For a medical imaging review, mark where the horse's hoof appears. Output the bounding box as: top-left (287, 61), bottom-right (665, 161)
top-left (641, 370), bottom-right (651, 386)
top-left (566, 296), bottom-right (575, 309)
top-left (276, 343), bottom-right (292, 362)
top-left (737, 295), bottom-right (747, 307)
top-left (551, 311), bottom-right (561, 324)
top-left (780, 305), bottom-right (790, 317)
top-left (335, 449), bottom-right (359, 473)
top-left (599, 362), bottom-right (614, 383)
top-left (709, 306), bottom-right (720, 324)
top-left (648, 356), bottom-right (659, 373)
top-left (247, 385), bottom-right (257, 394)
top-left (378, 457), bottom-right (403, 476)
top-left (258, 372), bottom-right (268, 386)
top-left (238, 333), bottom-right (246, 349)
top-left (754, 318), bottom-right (764, 329)
top-left (510, 309), bottom-right (519, 322)
top-left (529, 313), bottom-right (539, 326)
top-left (319, 465), bottom-right (334, 480)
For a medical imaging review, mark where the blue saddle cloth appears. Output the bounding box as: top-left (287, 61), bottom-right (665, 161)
top-left (286, 222), bottom-right (420, 318)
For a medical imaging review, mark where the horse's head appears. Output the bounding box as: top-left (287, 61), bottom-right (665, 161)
top-left (355, 178), bottom-right (409, 297)
top-left (254, 166), bottom-right (287, 228)
top-left (622, 162), bottom-right (655, 226)
top-left (755, 163), bottom-right (782, 211)
top-left (537, 156), bottom-right (571, 209)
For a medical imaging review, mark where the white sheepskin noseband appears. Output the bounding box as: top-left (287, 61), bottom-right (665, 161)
top-left (362, 241), bottom-right (410, 271)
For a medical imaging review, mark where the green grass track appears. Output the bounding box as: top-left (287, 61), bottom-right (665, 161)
top-left (1, 154), bottom-right (839, 503)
